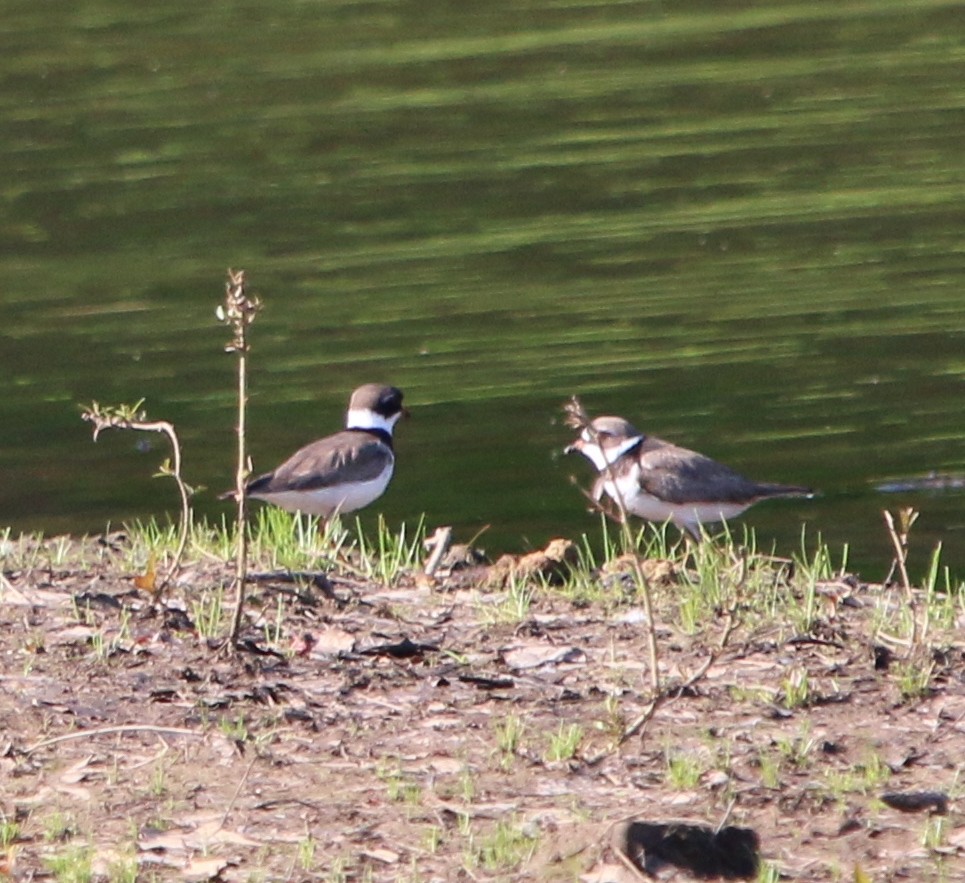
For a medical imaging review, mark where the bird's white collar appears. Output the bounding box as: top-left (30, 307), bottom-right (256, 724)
top-left (579, 434), bottom-right (642, 471)
top-left (347, 408), bottom-right (400, 435)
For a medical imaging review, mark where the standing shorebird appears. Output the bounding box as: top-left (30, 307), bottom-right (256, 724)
top-left (233, 384), bottom-right (406, 518)
top-left (565, 414), bottom-right (812, 538)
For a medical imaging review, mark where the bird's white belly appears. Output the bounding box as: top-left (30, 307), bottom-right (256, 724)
top-left (603, 474), bottom-right (750, 532)
top-left (252, 464), bottom-right (393, 517)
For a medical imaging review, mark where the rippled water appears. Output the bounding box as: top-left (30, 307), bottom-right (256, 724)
top-left (1, 0), bottom-right (964, 578)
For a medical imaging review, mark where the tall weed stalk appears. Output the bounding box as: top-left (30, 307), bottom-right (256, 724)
top-left (217, 269), bottom-right (261, 648)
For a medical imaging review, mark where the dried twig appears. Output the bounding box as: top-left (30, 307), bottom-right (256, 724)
top-left (569, 391), bottom-right (743, 761)
top-left (882, 507), bottom-right (919, 648)
top-left (566, 395), bottom-right (660, 694)
top-left (217, 752), bottom-right (258, 830)
top-left (81, 401), bottom-right (193, 595)
top-left (423, 526), bottom-right (453, 578)
top-left (218, 269), bottom-right (262, 649)
top-left (568, 474), bottom-right (626, 523)
top-left (610, 828), bottom-right (650, 882)
top-left (715, 795), bottom-right (738, 834)
top-left (615, 614), bottom-right (735, 750)
top-left (25, 724), bottom-right (200, 755)
top-left (562, 395), bottom-right (592, 434)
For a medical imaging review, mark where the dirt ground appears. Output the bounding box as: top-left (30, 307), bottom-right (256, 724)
top-left (1, 532), bottom-right (963, 882)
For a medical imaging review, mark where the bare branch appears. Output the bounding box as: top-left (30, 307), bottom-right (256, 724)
top-left (80, 401), bottom-right (192, 594)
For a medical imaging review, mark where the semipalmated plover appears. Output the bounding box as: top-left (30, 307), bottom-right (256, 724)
top-left (234, 384), bottom-right (406, 517)
top-left (566, 415), bottom-right (812, 537)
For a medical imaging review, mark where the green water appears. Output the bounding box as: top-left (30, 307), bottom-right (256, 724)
top-left (2, 0), bottom-right (964, 579)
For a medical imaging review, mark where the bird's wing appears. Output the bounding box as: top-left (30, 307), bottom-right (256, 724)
top-left (634, 438), bottom-right (766, 504)
top-left (247, 431), bottom-right (392, 493)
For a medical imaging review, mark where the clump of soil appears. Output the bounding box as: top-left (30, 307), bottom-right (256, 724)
top-left (0, 532), bottom-right (962, 881)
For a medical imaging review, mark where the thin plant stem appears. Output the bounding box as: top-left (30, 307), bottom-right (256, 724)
top-left (81, 403), bottom-right (192, 594)
top-left (228, 338), bottom-right (249, 646)
top-left (218, 269), bottom-right (261, 649)
top-left (882, 508), bottom-right (919, 649)
top-left (565, 397), bottom-right (660, 694)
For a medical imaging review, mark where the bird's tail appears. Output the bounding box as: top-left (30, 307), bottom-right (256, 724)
top-left (755, 483), bottom-right (815, 500)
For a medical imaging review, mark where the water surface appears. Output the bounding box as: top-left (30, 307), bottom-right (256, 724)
top-left (2, 0), bottom-right (964, 579)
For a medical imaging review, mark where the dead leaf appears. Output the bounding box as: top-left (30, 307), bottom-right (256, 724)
top-left (134, 553), bottom-right (157, 593)
top-left (486, 538), bottom-right (579, 587)
top-left (502, 642), bottom-right (586, 671)
top-left (294, 628), bottom-right (356, 657)
top-left (0, 847), bottom-right (17, 878)
top-left (428, 757), bottom-right (464, 775)
top-left (188, 822), bottom-right (261, 849)
top-left (181, 856), bottom-right (231, 881)
top-left (59, 755), bottom-right (96, 784)
top-left (580, 862), bottom-right (642, 883)
top-left (360, 847), bottom-right (399, 864)
top-left (48, 625), bottom-right (98, 646)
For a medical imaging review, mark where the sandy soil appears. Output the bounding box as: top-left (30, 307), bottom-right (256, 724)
top-left (1, 533), bottom-right (962, 882)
